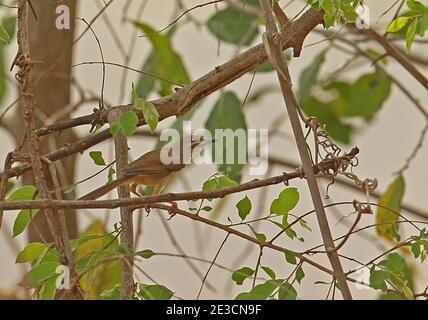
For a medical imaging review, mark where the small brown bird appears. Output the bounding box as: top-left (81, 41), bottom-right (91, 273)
top-left (79, 136), bottom-right (213, 201)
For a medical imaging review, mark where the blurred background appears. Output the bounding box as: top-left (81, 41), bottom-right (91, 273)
top-left (0, 0), bottom-right (427, 299)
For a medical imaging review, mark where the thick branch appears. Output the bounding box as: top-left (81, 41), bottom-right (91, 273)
top-left (5, 8), bottom-right (326, 179)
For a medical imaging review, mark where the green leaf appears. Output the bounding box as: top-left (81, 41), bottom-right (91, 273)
top-left (100, 284), bottom-right (121, 300)
top-left (107, 167), bottom-right (116, 183)
top-left (139, 284), bottom-right (174, 300)
top-left (205, 92), bottom-right (247, 182)
top-left (320, 0), bottom-right (337, 28)
top-left (0, 25), bottom-right (11, 44)
top-left (207, 5), bottom-right (259, 45)
top-left (218, 175), bottom-right (238, 188)
top-left (202, 175), bottom-right (238, 198)
top-left (25, 262), bottom-right (59, 287)
top-left (248, 225), bottom-right (266, 242)
top-left (202, 178), bottom-right (218, 192)
top-left (136, 249), bottom-right (156, 259)
top-left (16, 242), bottom-right (48, 263)
top-left (380, 253), bottom-right (406, 273)
top-left (14, 208), bottom-right (38, 237)
top-left (235, 279), bottom-right (283, 300)
top-left (369, 267), bottom-right (389, 291)
top-left (8, 185), bottom-right (37, 201)
top-left (387, 16), bottom-right (412, 32)
top-left (236, 195), bottom-right (252, 221)
top-left (278, 282), bottom-right (297, 300)
top-left (232, 267), bottom-right (254, 285)
top-left (296, 266), bottom-right (305, 284)
top-left (376, 176), bottom-right (405, 242)
top-left (326, 69), bottom-right (392, 120)
top-left (406, 18), bottom-right (418, 50)
top-left (417, 15), bottom-right (428, 36)
top-left (301, 96), bottom-right (354, 144)
top-left (284, 249), bottom-right (297, 265)
top-left (297, 50), bottom-right (326, 105)
top-left (39, 275), bottom-right (59, 300)
top-left (407, 0), bottom-right (427, 12)
top-left (261, 266), bottom-right (276, 279)
top-left (8, 185), bottom-right (39, 237)
top-left (119, 111), bottom-right (139, 137)
top-left (133, 22), bottom-right (190, 96)
top-left (89, 151), bottom-right (106, 166)
top-left (132, 83), bottom-right (159, 131)
top-left (270, 188), bottom-right (300, 216)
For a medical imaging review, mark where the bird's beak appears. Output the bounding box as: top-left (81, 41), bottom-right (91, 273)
top-left (197, 138), bottom-right (215, 147)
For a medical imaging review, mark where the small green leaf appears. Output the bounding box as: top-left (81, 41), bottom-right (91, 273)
top-left (217, 176), bottom-right (238, 188)
top-left (377, 175), bottom-right (405, 242)
top-left (110, 122), bottom-right (120, 135)
top-left (207, 6), bottom-right (259, 45)
top-left (261, 266), bottom-right (276, 279)
top-left (136, 249), bottom-right (156, 259)
top-left (270, 188), bottom-right (300, 216)
top-left (13, 208), bottom-right (39, 237)
top-left (108, 167), bottom-right (116, 183)
top-left (25, 262), bottom-right (59, 287)
top-left (0, 25), bottom-right (11, 44)
top-left (132, 83), bottom-right (159, 131)
top-left (89, 151), bottom-right (106, 166)
top-left (407, 0), bottom-right (427, 12)
top-left (278, 282), bottom-right (297, 300)
top-left (232, 267), bottom-right (254, 285)
top-left (369, 267), bottom-right (388, 291)
top-left (386, 16), bottom-right (412, 33)
top-left (406, 18), bottom-right (418, 50)
top-left (235, 279), bottom-right (282, 300)
top-left (39, 275), bottom-right (59, 300)
top-left (139, 284), bottom-right (174, 300)
top-left (16, 242), bottom-right (48, 263)
top-left (284, 249), bottom-right (297, 265)
top-left (8, 185), bottom-right (37, 201)
top-left (248, 225), bottom-right (266, 242)
top-left (119, 111), bottom-right (139, 137)
top-left (236, 195), bottom-right (252, 221)
top-left (296, 266), bottom-right (305, 284)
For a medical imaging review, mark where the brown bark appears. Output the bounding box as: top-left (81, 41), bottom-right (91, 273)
top-left (10, 0), bottom-right (78, 241)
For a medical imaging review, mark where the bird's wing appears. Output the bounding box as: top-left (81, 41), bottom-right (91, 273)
top-left (124, 149), bottom-right (185, 177)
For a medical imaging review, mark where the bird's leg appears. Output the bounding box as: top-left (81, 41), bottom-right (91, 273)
top-left (166, 201), bottom-right (178, 220)
top-left (130, 183), bottom-right (151, 213)
top-left (130, 183), bottom-right (142, 197)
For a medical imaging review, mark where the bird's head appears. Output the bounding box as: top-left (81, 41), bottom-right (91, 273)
top-left (189, 135), bottom-right (215, 150)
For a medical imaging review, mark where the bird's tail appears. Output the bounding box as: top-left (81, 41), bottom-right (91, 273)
top-left (79, 176), bottom-right (130, 200)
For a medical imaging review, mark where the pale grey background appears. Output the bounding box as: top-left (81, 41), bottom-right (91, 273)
top-left (0, 0), bottom-right (427, 299)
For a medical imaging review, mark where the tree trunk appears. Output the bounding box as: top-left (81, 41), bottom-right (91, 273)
top-left (10, 0), bottom-right (78, 241)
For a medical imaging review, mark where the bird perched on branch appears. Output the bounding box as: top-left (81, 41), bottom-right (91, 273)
top-left (79, 136), bottom-right (214, 203)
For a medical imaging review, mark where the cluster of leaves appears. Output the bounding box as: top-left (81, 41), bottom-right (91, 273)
top-left (15, 219), bottom-right (176, 300)
top-left (297, 50), bottom-right (392, 144)
top-left (230, 187), bottom-right (305, 300)
top-left (307, 0), bottom-right (364, 27)
top-left (386, 0), bottom-right (428, 50)
top-left (369, 253), bottom-right (414, 300)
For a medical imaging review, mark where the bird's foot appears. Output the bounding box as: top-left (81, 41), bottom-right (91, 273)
top-left (144, 204), bottom-right (152, 215)
top-left (167, 201), bottom-right (178, 220)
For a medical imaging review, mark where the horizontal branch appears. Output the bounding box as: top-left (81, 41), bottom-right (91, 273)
top-left (0, 152), bottom-right (357, 210)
